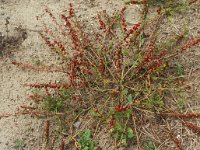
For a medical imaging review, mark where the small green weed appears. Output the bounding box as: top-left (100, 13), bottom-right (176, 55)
top-left (13, 139), bottom-right (24, 150)
top-left (112, 124), bottom-right (135, 145)
top-left (43, 95), bottom-right (64, 112)
top-left (176, 99), bottom-right (186, 110)
top-left (43, 89), bottom-right (70, 112)
top-left (143, 140), bottom-right (159, 150)
top-left (78, 129), bottom-right (97, 150)
top-left (145, 95), bottom-right (164, 109)
top-left (175, 64), bottom-right (185, 76)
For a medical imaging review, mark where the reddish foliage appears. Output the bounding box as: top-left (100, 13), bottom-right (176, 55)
top-left (45, 120), bottom-right (50, 140)
top-left (160, 112), bottom-right (200, 119)
top-left (120, 7), bottom-right (127, 33)
top-left (109, 114), bottom-right (115, 128)
top-left (60, 140), bottom-right (65, 150)
top-left (69, 0), bottom-right (74, 18)
top-left (183, 121), bottom-right (200, 134)
top-left (170, 133), bottom-right (183, 150)
top-left (25, 83), bottom-right (69, 89)
top-left (125, 22), bottom-right (141, 39)
top-left (98, 14), bottom-right (107, 32)
top-left (12, 61), bottom-right (66, 73)
top-left (115, 105), bottom-right (127, 112)
top-left (181, 37), bottom-right (200, 51)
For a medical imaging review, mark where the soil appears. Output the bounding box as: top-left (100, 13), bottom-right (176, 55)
top-left (0, 0), bottom-right (199, 150)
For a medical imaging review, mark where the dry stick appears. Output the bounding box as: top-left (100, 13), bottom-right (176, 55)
top-left (50, 135), bottom-right (57, 150)
top-left (165, 37), bottom-right (200, 60)
top-left (160, 111), bottom-right (200, 119)
top-left (137, 14), bottom-right (163, 72)
top-left (103, 55), bottom-right (118, 83)
top-left (70, 134), bottom-right (80, 149)
top-left (21, 105), bottom-right (37, 110)
top-left (166, 122), bottom-right (183, 150)
top-left (82, 48), bottom-right (104, 79)
top-left (70, 106), bottom-right (92, 135)
top-left (60, 139), bottom-right (65, 150)
top-left (0, 105), bottom-right (81, 119)
top-left (45, 120), bottom-right (50, 143)
top-left (45, 6), bottom-right (68, 38)
top-left (41, 22), bottom-right (69, 58)
top-left (165, 112), bottom-right (200, 135)
top-left (189, 0), bottom-right (198, 5)
top-left (182, 121), bottom-right (200, 134)
top-left (12, 61), bottom-right (67, 73)
top-left (94, 120), bottom-right (101, 136)
top-left (132, 113), bottom-right (142, 150)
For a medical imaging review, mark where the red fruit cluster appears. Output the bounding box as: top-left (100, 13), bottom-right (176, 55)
top-left (183, 121), bottom-right (200, 134)
top-left (62, 14), bottom-right (79, 50)
top-left (121, 7), bottom-right (127, 33)
top-left (147, 51), bottom-right (165, 74)
top-left (53, 40), bottom-right (67, 56)
top-left (114, 43), bottom-right (123, 79)
top-left (94, 109), bottom-right (103, 118)
top-left (148, 60), bottom-right (163, 74)
top-left (138, 44), bottom-right (155, 71)
top-left (25, 83), bottom-right (68, 89)
top-left (69, 52), bottom-right (92, 87)
top-left (110, 114), bottom-right (115, 127)
top-left (115, 105), bottom-right (127, 112)
top-left (12, 61), bottom-right (65, 73)
top-left (125, 22), bottom-right (141, 39)
top-left (161, 112), bottom-right (200, 119)
top-left (181, 37), bottom-right (200, 51)
top-left (98, 14), bottom-right (107, 32)
top-left (69, 0), bottom-right (74, 18)
top-left (45, 7), bottom-right (58, 26)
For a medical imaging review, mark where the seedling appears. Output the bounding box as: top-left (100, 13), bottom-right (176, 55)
top-left (78, 129), bottom-right (97, 150)
top-left (143, 140), bottom-right (159, 150)
top-left (13, 139), bottom-right (24, 150)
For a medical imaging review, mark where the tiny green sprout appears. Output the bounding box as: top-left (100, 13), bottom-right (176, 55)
top-left (127, 127), bottom-right (135, 139)
top-left (148, 0), bottom-right (164, 6)
top-left (43, 96), bottom-right (64, 112)
top-left (78, 129), bottom-right (97, 150)
top-left (34, 59), bottom-right (43, 66)
top-left (14, 139), bottom-right (24, 150)
top-left (122, 0), bottom-right (131, 4)
top-left (127, 94), bottom-right (133, 103)
top-left (121, 88), bottom-right (128, 98)
top-left (175, 64), bottom-right (184, 75)
top-left (143, 140), bottom-right (159, 150)
top-left (145, 95), bottom-right (164, 109)
top-left (112, 124), bottom-right (136, 145)
top-left (139, 32), bottom-right (145, 48)
top-left (176, 99), bottom-right (186, 110)
top-left (59, 88), bottom-right (70, 99)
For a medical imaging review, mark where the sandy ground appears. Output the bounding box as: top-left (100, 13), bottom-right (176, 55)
top-left (0, 0), bottom-right (200, 150)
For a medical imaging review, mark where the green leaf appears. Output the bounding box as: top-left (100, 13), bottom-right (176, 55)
top-left (127, 127), bottom-right (134, 139)
top-left (121, 138), bottom-right (127, 144)
top-left (125, 109), bottom-right (132, 118)
top-left (14, 139), bottom-right (24, 150)
top-left (139, 32), bottom-right (145, 48)
top-left (83, 129), bottom-right (91, 140)
top-left (121, 88), bottom-right (128, 97)
top-left (144, 140), bottom-right (157, 150)
top-left (83, 146), bottom-right (89, 150)
top-left (122, 0), bottom-right (131, 4)
top-left (127, 94), bottom-right (133, 103)
top-left (176, 64), bottom-right (184, 75)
